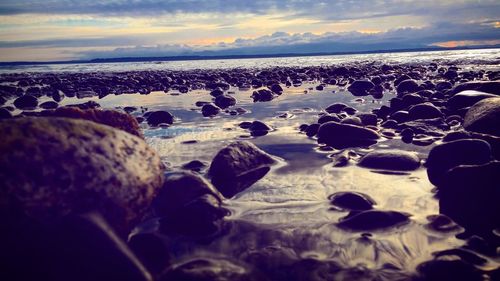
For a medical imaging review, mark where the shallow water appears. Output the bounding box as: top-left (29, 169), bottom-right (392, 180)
top-left (3, 49), bottom-right (500, 278)
top-left (38, 80), bottom-right (490, 275)
top-left (1, 48), bottom-right (499, 74)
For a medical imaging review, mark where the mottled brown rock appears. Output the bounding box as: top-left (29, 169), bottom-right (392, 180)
top-left (44, 107), bottom-right (143, 138)
top-left (0, 117), bottom-right (163, 233)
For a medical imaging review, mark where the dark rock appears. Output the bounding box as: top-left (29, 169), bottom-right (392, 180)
top-left (77, 90), bottom-right (96, 99)
top-left (439, 161), bottom-right (500, 238)
top-left (270, 83), bottom-right (283, 94)
top-left (181, 160), bottom-right (207, 172)
top-left (390, 111), bottom-right (409, 123)
top-left (425, 214), bottom-right (461, 232)
top-left (445, 115), bottom-right (463, 125)
top-left (434, 248), bottom-right (487, 266)
top-left (426, 139), bottom-right (492, 186)
top-left (435, 81), bottom-right (453, 92)
top-left (317, 121), bottom-right (379, 149)
top-left (448, 81), bottom-right (500, 95)
top-left (337, 210), bottom-right (410, 231)
top-left (463, 97), bottom-right (500, 137)
top-left (358, 149), bottom-right (420, 171)
top-left (306, 123), bottom-right (320, 137)
top-left (249, 120), bottom-right (272, 136)
top-left (0, 107), bottom-right (11, 119)
top-left (371, 76), bottom-right (382, 85)
top-left (443, 130), bottom-right (500, 160)
top-left (289, 258), bottom-right (341, 281)
top-left (402, 93), bottom-right (424, 107)
top-left (396, 79), bottom-right (420, 96)
top-left (214, 94), bottom-right (236, 109)
top-left (299, 124), bottom-right (309, 132)
top-left (208, 141), bottom-right (277, 198)
top-left (2, 212), bottom-right (153, 281)
top-left (252, 89), bottom-right (275, 102)
top-left (342, 106), bottom-right (357, 115)
top-left (14, 95), bottom-right (38, 110)
top-left (443, 70), bottom-right (458, 80)
top-left (147, 111), bottom-right (174, 126)
top-left (315, 84), bottom-right (324, 91)
top-left (415, 260), bottom-right (483, 281)
top-left (123, 106), bottom-right (137, 113)
top-left (67, 100), bottom-right (100, 110)
top-left (329, 191), bottom-right (375, 211)
top-left (0, 117), bottom-right (163, 233)
top-left (325, 103), bottom-right (347, 114)
top-left (381, 119), bottom-right (398, 128)
top-left (152, 171), bottom-right (222, 218)
top-left (447, 90), bottom-right (497, 110)
top-left (408, 102), bottom-right (443, 120)
top-left (39, 101), bottom-right (59, 109)
top-left (129, 233), bottom-right (169, 274)
top-left (398, 118), bottom-right (449, 136)
top-left (209, 88), bottom-right (224, 97)
top-left (355, 113), bottom-right (377, 126)
top-left (239, 121), bottom-right (253, 129)
top-left (347, 80), bottom-right (374, 96)
top-left (340, 116), bottom-right (363, 126)
top-left (416, 90), bottom-right (433, 98)
top-left (318, 114), bottom-right (341, 124)
top-left (195, 101), bottom-right (210, 107)
top-left (159, 193), bottom-right (227, 237)
top-left (201, 103), bottom-right (220, 117)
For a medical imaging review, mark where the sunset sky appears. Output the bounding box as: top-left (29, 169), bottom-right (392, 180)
top-left (0, 0), bottom-right (499, 62)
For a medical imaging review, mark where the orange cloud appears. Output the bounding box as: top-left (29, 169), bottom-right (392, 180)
top-left (432, 39), bottom-right (500, 48)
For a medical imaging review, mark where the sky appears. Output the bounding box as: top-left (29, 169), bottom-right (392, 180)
top-left (0, 0), bottom-right (499, 62)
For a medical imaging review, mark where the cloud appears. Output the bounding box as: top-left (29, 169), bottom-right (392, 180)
top-left (0, 0), bottom-right (498, 24)
top-left (76, 21), bottom-right (500, 60)
top-left (0, 1), bottom-right (498, 61)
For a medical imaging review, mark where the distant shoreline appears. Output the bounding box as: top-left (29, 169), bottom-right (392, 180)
top-left (0, 45), bottom-right (499, 67)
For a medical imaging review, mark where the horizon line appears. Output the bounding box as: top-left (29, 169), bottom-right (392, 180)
top-left (0, 45), bottom-right (499, 67)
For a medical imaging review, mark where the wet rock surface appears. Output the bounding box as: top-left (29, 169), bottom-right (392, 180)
top-left (1, 54), bottom-right (499, 280)
top-left (0, 117), bottom-right (164, 233)
top-left (358, 149), bottom-right (420, 171)
top-left (1, 212), bottom-right (152, 281)
top-left (337, 210), bottom-right (411, 231)
top-left (317, 121), bottom-right (379, 149)
top-left (329, 191), bottom-right (376, 211)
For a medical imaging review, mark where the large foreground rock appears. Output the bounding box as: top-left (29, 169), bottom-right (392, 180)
top-left (317, 121), bottom-right (379, 149)
top-left (463, 97), bottom-right (500, 137)
top-left (208, 141), bottom-right (277, 198)
top-left (426, 139), bottom-right (492, 186)
top-left (0, 117), bottom-right (164, 233)
top-left (439, 161), bottom-right (500, 239)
